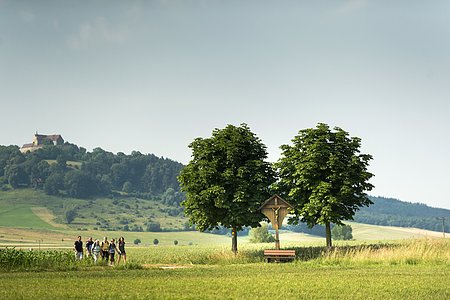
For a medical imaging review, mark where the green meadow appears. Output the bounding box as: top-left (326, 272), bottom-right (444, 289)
top-left (0, 204), bottom-right (55, 229)
top-left (1, 239), bottom-right (449, 299)
top-left (1, 264), bottom-right (449, 300)
top-left (1, 189), bottom-right (449, 299)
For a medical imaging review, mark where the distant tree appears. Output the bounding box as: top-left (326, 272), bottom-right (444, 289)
top-left (4, 164), bottom-right (29, 188)
top-left (162, 187), bottom-right (185, 206)
top-left (53, 155), bottom-right (67, 173)
top-left (153, 239), bottom-right (159, 246)
top-left (173, 240), bottom-right (178, 246)
top-left (110, 163), bottom-right (128, 188)
top-left (122, 181), bottom-right (133, 193)
top-left (179, 124), bottom-right (275, 254)
top-left (64, 170), bottom-right (101, 198)
top-left (0, 145), bottom-right (21, 177)
top-left (285, 223), bottom-right (328, 237)
top-left (65, 209), bottom-right (77, 224)
top-left (44, 172), bottom-right (64, 195)
top-left (249, 223), bottom-right (275, 243)
top-left (134, 238), bottom-right (141, 245)
top-left (275, 123), bottom-right (374, 248)
top-left (146, 221), bottom-right (162, 232)
top-left (183, 221), bottom-right (195, 231)
top-left (331, 224), bottom-right (353, 240)
top-left (81, 147), bottom-right (115, 176)
top-left (30, 160), bottom-right (51, 188)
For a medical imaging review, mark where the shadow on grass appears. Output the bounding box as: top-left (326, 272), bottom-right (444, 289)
top-left (247, 243), bottom-right (400, 262)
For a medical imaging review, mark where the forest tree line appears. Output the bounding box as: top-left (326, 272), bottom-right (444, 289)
top-left (0, 143), bottom-right (184, 206)
top-left (353, 196), bottom-right (450, 233)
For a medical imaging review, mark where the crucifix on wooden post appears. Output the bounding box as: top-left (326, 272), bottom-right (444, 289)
top-left (259, 195), bottom-right (294, 250)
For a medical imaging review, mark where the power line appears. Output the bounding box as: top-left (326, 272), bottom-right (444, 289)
top-left (436, 217), bottom-right (450, 238)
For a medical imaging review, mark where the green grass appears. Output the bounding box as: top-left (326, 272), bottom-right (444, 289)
top-left (123, 238), bottom-right (450, 265)
top-left (0, 240), bottom-right (448, 299)
top-left (44, 160), bottom-right (81, 168)
top-left (0, 204), bottom-right (55, 229)
top-left (0, 264), bottom-right (448, 299)
top-left (0, 188), bottom-right (186, 231)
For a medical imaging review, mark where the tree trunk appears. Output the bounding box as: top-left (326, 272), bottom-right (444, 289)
top-left (231, 226), bottom-right (238, 254)
top-left (325, 222), bottom-right (332, 248)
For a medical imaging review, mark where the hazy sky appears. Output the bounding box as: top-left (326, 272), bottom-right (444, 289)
top-left (1, 0), bottom-right (450, 209)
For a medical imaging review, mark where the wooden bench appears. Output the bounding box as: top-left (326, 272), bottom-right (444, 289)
top-left (264, 250), bottom-right (296, 262)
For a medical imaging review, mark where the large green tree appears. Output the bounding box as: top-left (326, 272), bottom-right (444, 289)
top-left (178, 124), bottom-right (275, 253)
top-left (275, 123), bottom-right (374, 247)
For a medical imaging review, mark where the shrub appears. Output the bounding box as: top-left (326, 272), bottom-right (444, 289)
top-left (134, 239), bottom-right (141, 245)
top-left (331, 224), bottom-right (353, 240)
top-left (153, 239), bottom-right (159, 246)
top-left (146, 222), bottom-right (162, 232)
top-left (65, 209), bottom-right (77, 224)
top-left (173, 240), bottom-right (178, 246)
top-left (249, 224), bottom-right (275, 243)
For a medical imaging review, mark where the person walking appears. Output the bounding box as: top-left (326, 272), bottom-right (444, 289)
top-left (91, 240), bottom-right (101, 264)
top-left (101, 237), bottom-right (109, 261)
top-left (117, 236), bottom-right (126, 265)
top-left (108, 238), bottom-right (119, 266)
top-left (74, 236), bottom-right (83, 260)
top-left (85, 237), bottom-right (94, 258)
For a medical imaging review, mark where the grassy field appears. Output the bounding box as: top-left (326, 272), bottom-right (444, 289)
top-left (0, 189), bottom-right (186, 232)
top-left (1, 182), bottom-right (449, 298)
top-left (0, 239), bottom-right (449, 299)
top-left (2, 203), bottom-right (448, 300)
top-left (0, 264), bottom-right (448, 300)
top-left (0, 204), bottom-right (56, 229)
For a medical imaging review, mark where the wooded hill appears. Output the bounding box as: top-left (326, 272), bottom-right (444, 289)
top-left (287, 196), bottom-right (450, 236)
top-left (0, 143), bottom-right (184, 206)
top-left (353, 196), bottom-right (450, 233)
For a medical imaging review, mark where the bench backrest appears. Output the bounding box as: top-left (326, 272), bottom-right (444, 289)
top-left (264, 250), bottom-right (296, 256)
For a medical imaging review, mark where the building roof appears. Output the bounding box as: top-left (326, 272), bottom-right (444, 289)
top-left (21, 143), bottom-right (35, 148)
top-left (35, 134), bottom-right (63, 141)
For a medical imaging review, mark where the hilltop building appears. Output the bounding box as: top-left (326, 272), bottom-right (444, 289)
top-left (20, 132), bottom-right (64, 153)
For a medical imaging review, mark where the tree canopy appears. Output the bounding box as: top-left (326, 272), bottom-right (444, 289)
top-left (0, 143), bottom-right (184, 201)
top-left (178, 124), bottom-right (275, 253)
top-left (275, 123), bottom-right (374, 247)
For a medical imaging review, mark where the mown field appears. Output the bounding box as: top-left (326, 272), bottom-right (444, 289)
top-left (0, 189), bottom-right (186, 232)
top-left (0, 239), bottom-right (449, 299)
top-left (1, 264), bottom-right (448, 300)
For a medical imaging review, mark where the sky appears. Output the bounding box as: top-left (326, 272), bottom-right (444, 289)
top-left (1, 0), bottom-right (450, 209)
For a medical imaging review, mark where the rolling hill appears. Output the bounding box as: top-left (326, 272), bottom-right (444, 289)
top-left (354, 196), bottom-right (450, 233)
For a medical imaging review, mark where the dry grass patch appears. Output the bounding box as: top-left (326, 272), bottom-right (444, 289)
top-left (31, 207), bottom-right (67, 229)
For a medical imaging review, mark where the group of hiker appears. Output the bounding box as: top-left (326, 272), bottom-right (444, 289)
top-left (74, 236), bottom-right (126, 265)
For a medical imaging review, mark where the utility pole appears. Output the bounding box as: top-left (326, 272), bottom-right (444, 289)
top-left (436, 217), bottom-right (450, 238)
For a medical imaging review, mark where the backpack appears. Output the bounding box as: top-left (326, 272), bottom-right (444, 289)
top-left (101, 241), bottom-right (109, 251)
